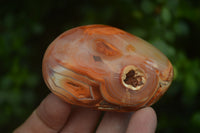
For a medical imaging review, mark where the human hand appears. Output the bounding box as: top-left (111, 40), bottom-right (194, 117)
top-left (14, 93), bottom-right (157, 133)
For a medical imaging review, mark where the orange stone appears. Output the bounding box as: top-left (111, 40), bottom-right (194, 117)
top-left (42, 25), bottom-right (173, 112)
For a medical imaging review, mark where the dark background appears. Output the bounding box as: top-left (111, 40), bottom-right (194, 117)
top-left (1, 0), bottom-right (200, 132)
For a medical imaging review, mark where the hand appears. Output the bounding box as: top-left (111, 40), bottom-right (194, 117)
top-left (14, 93), bottom-right (157, 133)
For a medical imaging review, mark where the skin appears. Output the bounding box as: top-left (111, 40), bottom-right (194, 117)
top-left (14, 93), bottom-right (157, 133)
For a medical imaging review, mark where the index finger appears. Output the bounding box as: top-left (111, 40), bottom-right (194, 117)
top-left (14, 93), bottom-right (71, 133)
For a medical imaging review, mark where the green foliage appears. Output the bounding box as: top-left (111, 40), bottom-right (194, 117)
top-left (0, 0), bottom-right (200, 132)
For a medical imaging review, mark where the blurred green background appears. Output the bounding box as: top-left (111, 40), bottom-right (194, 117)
top-left (1, 0), bottom-right (200, 132)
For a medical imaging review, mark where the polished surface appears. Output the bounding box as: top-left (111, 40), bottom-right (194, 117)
top-left (42, 25), bottom-right (173, 111)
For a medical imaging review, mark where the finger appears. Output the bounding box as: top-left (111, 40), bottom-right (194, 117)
top-left (14, 93), bottom-right (71, 133)
top-left (96, 112), bottom-right (131, 133)
top-left (126, 107), bottom-right (157, 133)
top-left (60, 107), bottom-right (101, 133)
